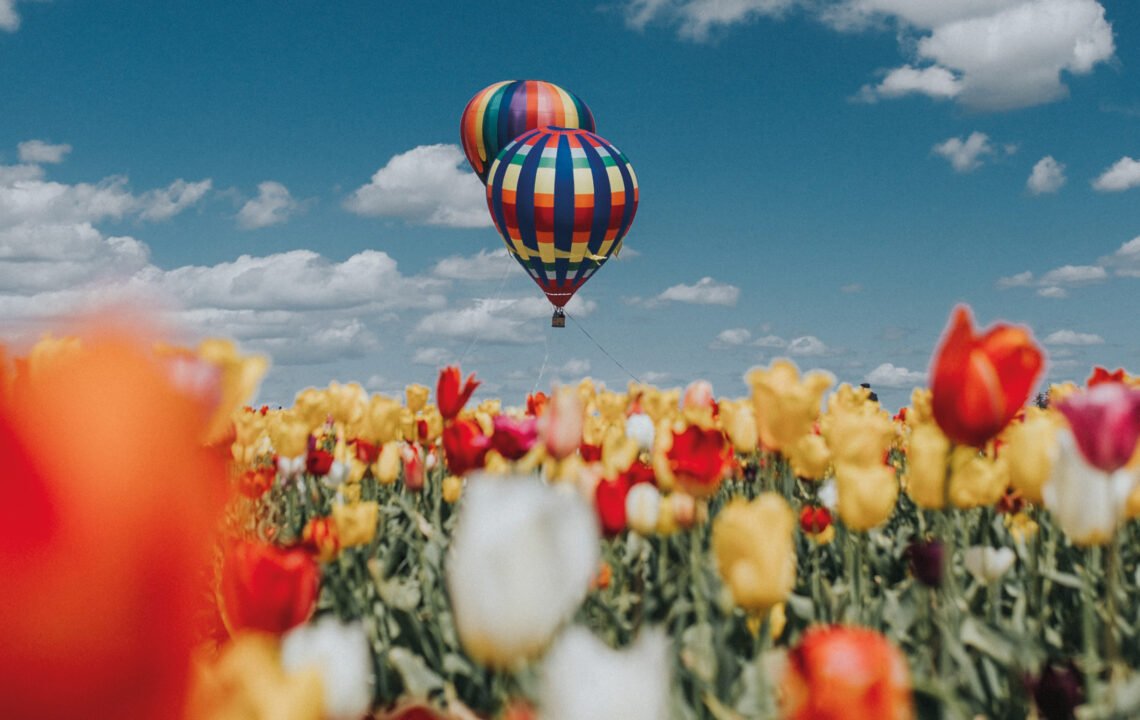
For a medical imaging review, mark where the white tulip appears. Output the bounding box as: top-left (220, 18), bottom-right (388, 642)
top-left (817, 478), bottom-right (839, 513)
top-left (447, 474), bottom-right (599, 668)
top-left (963, 546), bottom-right (1016, 583)
top-left (541, 625), bottom-right (670, 720)
top-left (281, 617), bottom-right (373, 720)
top-left (1043, 429), bottom-right (1137, 546)
top-left (277, 454), bottom-right (306, 482)
top-left (625, 413), bottom-right (656, 452)
top-left (625, 483), bottom-right (661, 536)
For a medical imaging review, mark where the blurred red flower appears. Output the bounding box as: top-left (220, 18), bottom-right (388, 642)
top-left (437, 365), bottom-right (480, 420)
top-left (667, 425), bottom-right (732, 497)
top-left (931, 305), bottom-right (1043, 447)
top-left (491, 414), bottom-right (538, 460)
top-left (442, 418), bottom-right (491, 476)
top-left (219, 540), bottom-right (319, 634)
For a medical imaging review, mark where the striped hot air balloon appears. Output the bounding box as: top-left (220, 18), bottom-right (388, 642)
top-left (486, 127), bottom-right (638, 314)
top-left (460, 80), bottom-right (595, 185)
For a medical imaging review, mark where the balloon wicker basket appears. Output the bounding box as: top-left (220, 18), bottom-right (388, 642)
top-left (552, 308), bottom-right (566, 328)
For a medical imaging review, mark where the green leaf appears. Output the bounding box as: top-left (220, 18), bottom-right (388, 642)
top-left (379, 576), bottom-right (422, 611)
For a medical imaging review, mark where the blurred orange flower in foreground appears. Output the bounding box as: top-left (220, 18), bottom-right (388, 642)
top-left (0, 328), bottom-right (231, 719)
top-left (781, 625), bottom-right (915, 720)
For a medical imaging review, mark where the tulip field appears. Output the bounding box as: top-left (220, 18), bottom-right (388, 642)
top-left (4, 306), bottom-right (1140, 720)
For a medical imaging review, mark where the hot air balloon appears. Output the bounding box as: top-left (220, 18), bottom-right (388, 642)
top-left (486, 127), bottom-right (638, 326)
top-left (460, 80), bottom-right (596, 185)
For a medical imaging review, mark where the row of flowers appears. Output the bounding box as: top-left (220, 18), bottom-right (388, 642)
top-left (3, 306), bottom-right (1140, 719)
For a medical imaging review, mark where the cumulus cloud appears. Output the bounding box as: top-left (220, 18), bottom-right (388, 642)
top-left (1100, 237), bottom-right (1140, 278)
top-left (856, 65), bottom-right (961, 102)
top-left (840, 283), bottom-right (863, 294)
top-left (0, 0), bottom-right (40, 32)
top-left (752, 334), bottom-right (787, 348)
top-left (787, 335), bottom-right (828, 356)
top-left (432, 247), bottom-right (512, 281)
top-left (865, 362), bottom-right (927, 388)
top-left (411, 347), bottom-right (453, 366)
top-left (624, 0), bottom-right (796, 41)
top-left (344, 144), bottom-right (490, 228)
top-left (238, 181), bottom-right (299, 229)
top-left (554, 359), bottom-right (592, 376)
top-left (1037, 286), bottom-right (1068, 299)
top-left (656, 277), bottom-right (740, 306)
top-left (139, 179), bottom-right (212, 221)
top-left (714, 328), bottom-right (752, 346)
top-left (1044, 329), bottom-right (1104, 345)
top-left (1039, 264), bottom-right (1107, 286)
top-left (416, 295), bottom-right (596, 345)
top-left (997, 271), bottom-right (1035, 288)
top-left (1092, 157), bottom-right (1140, 192)
top-left (932, 132), bottom-right (993, 173)
top-left (1027, 156), bottom-right (1066, 194)
top-left (18, 140), bottom-right (71, 164)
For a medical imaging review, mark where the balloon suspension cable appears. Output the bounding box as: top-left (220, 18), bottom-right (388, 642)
top-left (459, 251), bottom-right (515, 366)
top-left (531, 324), bottom-right (551, 397)
top-left (563, 310), bottom-right (642, 385)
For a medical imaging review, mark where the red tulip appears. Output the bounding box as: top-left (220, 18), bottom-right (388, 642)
top-left (402, 441), bottom-right (426, 490)
top-left (666, 425), bottom-right (733, 497)
top-left (1056, 383), bottom-right (1140, 473)
top-left (437, 365), bottom-right (480, 420)
top-left (526, 391), bottom-right (548, 417)
top-left (0, 331), bottom-right (225, 719)
top-left (595, 475), bottom-right (632, 536)
top-left (799, 506), bottom-right (832, 535)
top-left (1087, 366), bottom-right (1126, 387)
top-left (930, 305), bottom-right (1043, 447)
top-left (491, 414), bottom-right (538, 460)
top-left (219, 540), bottom-right (319, 634)
top-left (782, 626), bottom-right (915, 720)
top-left (353, 437), bottom-right (381, 463)
top-left (302, 516), bottom-right (341, 562)
top-left (237, 466), bottom-right (276, 498)
top-left (442, 418), bottom-right (491, 476)
top-left (306, 447), bottom-right (335, 476)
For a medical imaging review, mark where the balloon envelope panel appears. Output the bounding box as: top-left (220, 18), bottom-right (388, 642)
top-left (460, 80), bottom-right (596, 184)
top-left (486, 127), bottom-right (638, 308)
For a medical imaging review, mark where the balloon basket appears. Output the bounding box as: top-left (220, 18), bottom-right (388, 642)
top-left (552, 308), bottom-right (566, 328)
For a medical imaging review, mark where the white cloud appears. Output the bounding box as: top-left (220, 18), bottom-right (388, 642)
top-left (554, 359), bottom-right (592, 376)
top-left (432, 247), bottom-right (512, 281)
top-left (0, 0), bottom-right (38, 32)
top-left (1044, 329), bottom-right (1104, 345)
top-left (412, 347), bottom-right (453, 366)
top-left (857, 65), bottom-right (961, 102)
top-left (238, 181), bottom-right (299, 229)
top-left (1027, 156), bottom-right (1066, 194)
top-left (787, 335), bottom-right (828, 356)
top-left (624, 0), bottom-right (796, 41)
top-left (1092, 157), bottom-right (1140, 192)
top-left (138, 178), bottom-right (212, 221)
top-left (344, 144), bottom-right (490, 228)
top-left (1037, 286), bottom-right (1067, 298)
top-left (840, 283), bottom-right (863, 294)
top-left (865, 362), bottom-right (927, 388)
top-left (932, 132), bottom-right (993, 172)
top-left (1038, 264), bottom-right (1107, 286)
top-left (997, 271), bottom-right (1034, 288)
top-left (752, 334), bottom-right (787, 348)
top-left (714, 328), bottom-right (751, 346)
top-left (416, 296), bottom-right (596, 345)
top-left (18, 140), bottom-right (71, 164)
top-left (656, 277), bottom-right (740, 306)
top-left (1100, 237), bottom-right (1140, 278)
top-left (640, 370), bottom-right (671, 385)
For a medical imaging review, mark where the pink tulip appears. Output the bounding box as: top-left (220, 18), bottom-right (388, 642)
top-left (683, 380), bottom-right (715, 410)
top-left (1056, 383), bottom-right (1140, 473)
top-left (542, 388), bottom-right (583, 460)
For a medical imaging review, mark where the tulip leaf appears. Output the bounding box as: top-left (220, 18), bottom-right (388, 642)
top-left (1040, 569), bottom-right (1083, 589)
top-left (960, 617), bottom-right (1014, 666)
top-left (388, 647), bottom-right (444, 699)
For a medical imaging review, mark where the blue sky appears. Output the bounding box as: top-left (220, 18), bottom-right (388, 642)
top-left (1, 0), bottom-right (1137, 410)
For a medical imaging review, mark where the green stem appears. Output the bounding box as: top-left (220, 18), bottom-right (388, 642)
top-left (1083, 545), bottom-right (1102, 710)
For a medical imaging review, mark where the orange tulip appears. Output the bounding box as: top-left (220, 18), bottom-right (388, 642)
top-left (782, 626), bottom-right (915, 720)
top-left (0, 330), bottom-right (227, 719)
top-left (219, 540), bottom-right (319, 635)
top-left (930, 305), bottom-right (1043, 447)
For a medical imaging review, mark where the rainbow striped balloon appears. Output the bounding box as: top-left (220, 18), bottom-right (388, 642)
top-left (460, 80), bottom-right (596, 185)
top-left (486, 127), bottom-right (638, 308)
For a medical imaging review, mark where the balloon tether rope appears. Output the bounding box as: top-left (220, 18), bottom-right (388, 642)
top-left (459, 252), bottom-right (514, 366)
top-left (531, 326), bottom-right (551, 396)
top-left (563, 310), bottom-right (642, 385)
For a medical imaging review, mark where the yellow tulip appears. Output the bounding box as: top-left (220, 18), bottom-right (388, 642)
top-left (192, 338), bottom-right (270, 446)
top-left (326, 382), bottom-right (367, 427)
top-left (655, 494), bottom-right (677, 535)
top-left (1003, 407), bottom-right (1059, 504)
top-left (596, 390), bottom-right (628, 424)
top-left (373, 442), bottom-right (401, 484)
top-left (787, 434), bottom-right (831, 481)
top-left (27, 333), bottom-right (83, 378)
top-left (332, 502), bottom-right (379, 547)
top-left (187, 633), bottom-right (324, 720)
top-left (294, 387), bottom-right (331, 431)
top-left (746, 359), bottom-right (833, 453)
top-left (268, 411), bottom-right (312, 459)
top-left (421, 406), bottom-right (443, 444)
top-left (948, 446), bottom-right (1008, 509)
top-left (712, 494), bottom-right (796, 613)
top-left (906, 388), bottom-right (935, 428)
top-left (835, 463), bottom-right (898, 531)
top-left (602, 434), bottom-right (640, 477)
top-left (405, 383), bottom-right (430, 413)
top-left (905, 423), bottom-right (951, 509)
top-left (1048, 382), bottom-right (1079, 406)
top-left (822, 385), bottom-right (894, 468)
top-left (367, 395), bottom-right (402, 444)
top-left (747, 602), bottom-right (787, 640)
top-left (718, 398), bottom-right (758, 454)
top-left (443, 475), bottom-right (464, 503)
